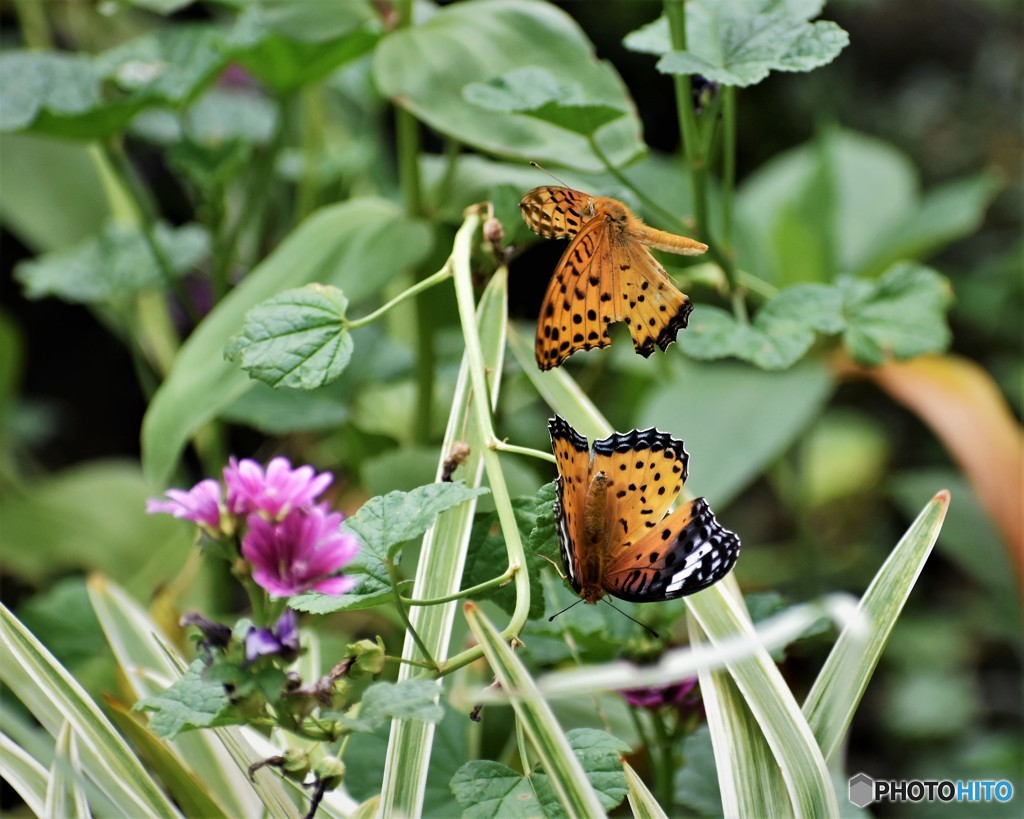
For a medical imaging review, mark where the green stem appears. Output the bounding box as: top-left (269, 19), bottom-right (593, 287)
top-left (13, 0), bottom-right (52, 48)
top-left (588, 136), bottom-right (682, 229)
top-left (346, 262), bottom-right (451, 329)
top-left (721, 86), bottom-right (737, 248)
top-left (664, 0), bottom-right (740, 293)
top-left (394, 0), bottom-right (433, 443)
top-left (387, 560), bottom-right (437, 669)
top-left (737, 270), bottom-right (779, 299)
top-left (435, 211), bottom-right (532, 676)
top-left (649, 710), bottom-right (676, 812)
top-left (384, 655), bottom-right (437, 670)
top-left (215, 97), bottom-right (290, 300)
top-left (488, 438), bottom-right (557, 464)
top-left (515, 717), bottom-right (532, 776)
top-left (401, 566), bottom-right (517, 606)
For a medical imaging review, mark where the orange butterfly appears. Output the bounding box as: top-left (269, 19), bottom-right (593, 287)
top-left (548, 416), bottom-right (739, 604)
top-left (520, 186), bottom-right (707, 371)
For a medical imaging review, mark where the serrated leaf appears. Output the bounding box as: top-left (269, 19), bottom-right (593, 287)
top-left (758, 283), bottom-right (845, 334)
top-left (450, 728), bottom-right (629, 819)
top-left (450, 760), bottom-right (538, 818)
top-left (463, 486), bottom-right (553, 620)
top-left (373, 0), bottom-right (644, 171)
top-left (289, 554), bottom-right (409, 614)
top-left (95, 24), bottom-right (227, 106)
top-left (136, 660), bottom-right (232, 739)
top-left (15, 221), bottom-right (208, 304)
top-left (0, 52), bottom-right (103, 132)
top-left (527, 482), bottom-right (559, 566)
top-left (227, 0), bottom-right (380, 93)
top-left (327, 680), bottom-right (444, 734)
top-left (626, 1), bottom-right (849, 88)
top-left (840, 262), bottom-right (953, 365)
top-left (345, 482), bottom-right (489, 561)
top-left (225, 284), bottom-right (353, 390)
top-left (463, 66), bottom-right (626, 136)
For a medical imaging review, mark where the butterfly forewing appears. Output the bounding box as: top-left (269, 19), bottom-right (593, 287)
top-left (519, 186), bottom-right (594, 239)
top-left (535, 218), bottom-right (617, 370)
top-left (603, 498), bottom-right (740, 602)
top-left (590, 427), bottom-right (689, 553)
top-left (547, 416), bottom-right (591, 594)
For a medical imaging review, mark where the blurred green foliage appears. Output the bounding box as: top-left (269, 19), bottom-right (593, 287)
top-left (0, 0), bottom-right (1019, 816)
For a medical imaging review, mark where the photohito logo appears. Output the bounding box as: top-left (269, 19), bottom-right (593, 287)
top-left (849, 772), bottom-right (1014, 808)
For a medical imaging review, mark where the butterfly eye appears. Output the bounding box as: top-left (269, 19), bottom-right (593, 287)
top-left (584, 199), bottom-right (596, 218)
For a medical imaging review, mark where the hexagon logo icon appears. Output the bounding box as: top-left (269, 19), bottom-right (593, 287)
top-left (849, 772), bottom-right (875, 808)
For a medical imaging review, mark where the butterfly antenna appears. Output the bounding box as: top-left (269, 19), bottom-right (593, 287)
top-left (600, 599), bottom-right (660, 639)
top-left (530, 161), bottom-right (572, 188)
top-left (548, 597), bottom-right (586, 622)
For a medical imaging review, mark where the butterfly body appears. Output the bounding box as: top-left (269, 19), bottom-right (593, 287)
top-left (520, 186), bottom-right (707, 370)
top-left (548, 415), bottom-right (739, 605)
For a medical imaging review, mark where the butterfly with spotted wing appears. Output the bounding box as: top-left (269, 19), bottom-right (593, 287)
top-left (520, 186), bottom-right (707, 371)
top-left (548, 415), bottom-right (739, 605)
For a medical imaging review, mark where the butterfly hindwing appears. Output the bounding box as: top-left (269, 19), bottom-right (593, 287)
top-left (519, 186), bottom-right (594, 239)
top-left (603, 498), bottom-right (740, 602)
top-left (619, 243), bottom-right (693, 358)
top-left (547, 415), bottom-right (591, 594)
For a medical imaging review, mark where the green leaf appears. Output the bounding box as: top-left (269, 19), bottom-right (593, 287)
top-left (623, 759), bottom-right (669, 819)
top-left (736, 129), bottom-right (917, 283)
top-left (681, 285), bottom-right (843, 370)
top-left (450, 760), bottom-right (538, 817)
top-left (345, 482), bottom-right (489, 562)
top-left (0, 51), bottom-right (105, 133)
top-left (840, 262), bottom-right (953, 365)
top-left (527, 482), bottom-right (560, 566)
top-left (327, 680), bottom-right (444, 734)
top-left (745, 592), bottom-right (830, 662)
top-left (464, 66), bottom-right (627, 136)
top-left (451, 728), bottom-right (629, 818)
top-left (15, 221), bottom-right (208, 303)
top-left (803, 491), bottom-right (950, 761)
top-left (0, 134), bottom-right (110, 252)
top-left (122, 0), bottom-right (197, 13)
top-left (228, 0), bottom-right (381, 93)
top-left (673, 724), bottom-right (722, 815)
top-left (374, 0), bottom-right (644, 171)
top-left (0, 462), bottom-right (191, 592)
top-left (855, 170), bottom-right (1003, 277)
top-left (226, 284), bottom-right (353, 390)
top-left (136, 660), bottom-right (232, 739)
top-left (94, 24), bottom-right (228, 107)
top-left (463, 486), bottom-right (554, 620)
top-left (640, 356), bottom-right (834, 505)
top-left (463, 604), bottom-right (609, 818)
top-left (626, 1), bottom-right (849, 88)
top-left (142, 198), bottom-right (432, 486)
top-left (0, 603), bottom-right (181, 817)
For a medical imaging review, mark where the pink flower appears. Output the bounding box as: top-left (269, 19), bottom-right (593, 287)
top-left (147, 479), bottom-right (223, 529)
top-left (241, 506), bottom-right (358, 598)
top-left (224, 456), bottom-right (333, 519)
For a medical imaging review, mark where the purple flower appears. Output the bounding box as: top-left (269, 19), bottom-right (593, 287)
top-left (147, 479), bottom-right (223, 529)
top-left (241, 505), bottom-right (358, 598)
top-left (622, 678), bottom-right (700, 710)
top-left (245, 609), bottom-right (301, 663)
top-left (224, 457), bottom-right (333, 519)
